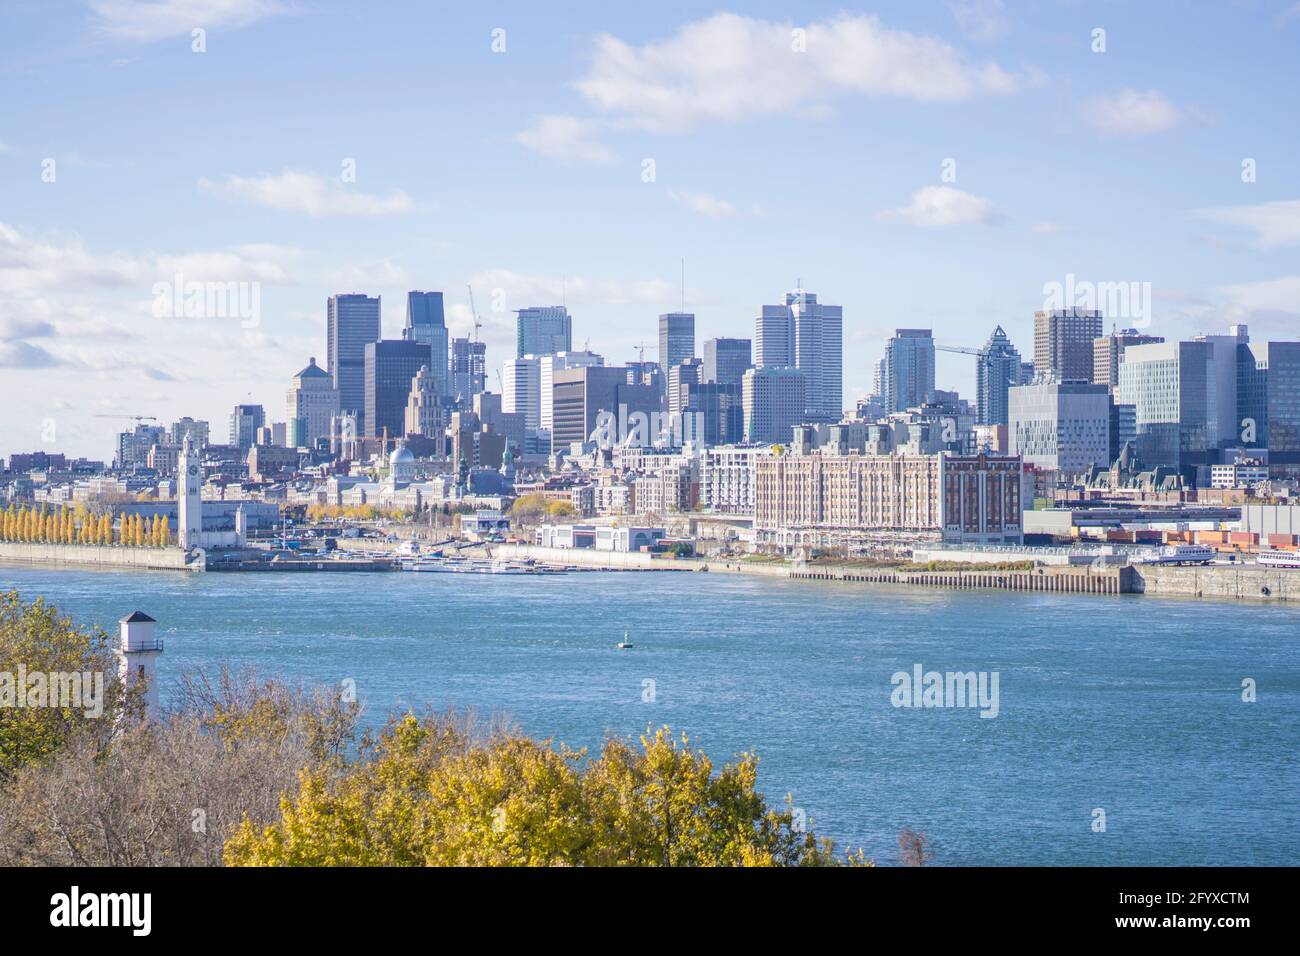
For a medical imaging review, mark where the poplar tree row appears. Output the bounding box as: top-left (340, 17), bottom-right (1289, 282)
top-left (0, 505), bottom-right (171, 547)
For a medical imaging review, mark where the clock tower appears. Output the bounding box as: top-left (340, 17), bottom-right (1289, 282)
top-left (178, 437), bottom-right (202, 549)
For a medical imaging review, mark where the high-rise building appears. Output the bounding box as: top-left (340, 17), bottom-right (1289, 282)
top-left (754, 290), bottom-right (842, 422)
top-left (450, 337), bottom-right (487, 405)
top-left (1116, 326), bottom-right (1249, 473)
top-left (286, 357), bottom-right (340, 449)
top-left (516, 306), bottom-right (572, 358)
top-left (501, 355), bottom-right (542, 430)
top-left (116, 424), bottom-right (166, 470)
top-left (975, 326), bottom-right (1024, 426)
top-left (403, 291), bottom-right (449, 397)
top-left (1008, 380), bottom-right (1111, 475)
top-left (1242, 341), bottom-right (1300, 468)
top-left (364, 340), bottom-right (428, 438)
top-left (683, 382), bottom-right (743, 446)
top-left (743, 367), bottom-right (806, 444)
top-left (550, 366), bottom-right (658, 452)
top-left (880, 329), bottom-right (936, 413)
top-left (1034, 308), bottom-right (1103, 382)
top-left (667, 358), bottom-right (703, 416)
top-left (327, 293), bottom-right (381, 416)
top-left (1092, 329), bottom-right (1164, 392)
top-left (703, 337), bottom-right (753, 386)
top-left (540, 351), bottom-right (603, 431)
top-left (167, 417), bottom-right (209, 448)
top-left (658, 312), bottom-right (695, 369)
top-left (229, 404), bottom-right (265, 451)
top-left (404, 364), bottom-right (444, 439)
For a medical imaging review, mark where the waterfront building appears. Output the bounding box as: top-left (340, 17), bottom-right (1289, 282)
top-left (540, 351), bottom-right (604, 431)
top-left (755, 289), bottom-right (843, 421)
top-left (880, 329), bottom-right (935, 413)
top-left (754, 452), bottom-right (1024, 545)
top-left (1034, 308), bottom-right (1103, 383)
top-left (327, 293), bottom-right (381, 417)
top-left (659, 312), bottom-right (696, 369)
top-left (1008, 380), bottom-right (1111, 476)
top-left (363, 340), bottom-right (428, 439)
top-left (703, 337), bottom-right (753, 386)
top-left (450, 337), bottom-right (487, 406)
top-left (975, 326), bottom-right (1024, 426)
top-left (403, 291), bottom-right (449, 397)
top-left (699, 445), bottom-right (770, 515)
top-left (743, 367), bottom-right (806, 444)
top-left (286, 357), bottom-right (340, 450)
top-left (1092, 329), bottom-right (1164, 393)
top-left (516, 306), bottom-right (572, 358)
top-left (228, 405), bottom-right (265, 452)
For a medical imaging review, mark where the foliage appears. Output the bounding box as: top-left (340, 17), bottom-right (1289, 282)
top-left (225, 719), bottom-right (869, 867)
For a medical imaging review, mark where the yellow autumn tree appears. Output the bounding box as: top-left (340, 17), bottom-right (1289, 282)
top-left (225, 720), bottom-right (867, 868)
top-left (159, 516), bottom-right (170, 547)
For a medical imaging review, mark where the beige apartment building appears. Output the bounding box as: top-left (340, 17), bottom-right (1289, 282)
top-left (755, 452), bottom-right (1023, 545)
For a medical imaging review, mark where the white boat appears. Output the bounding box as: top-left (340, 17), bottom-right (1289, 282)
top-left (1257, 549), bottom-right (1300, 568)
top-left (401, 556), bottom-right (542, 575)
top-left (617, 632), bottom-right (634, 649)
top-left (1135, 544), bottom-right (1215, 566)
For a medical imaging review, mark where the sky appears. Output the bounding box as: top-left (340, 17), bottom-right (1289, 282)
top-left (1, 0), bottom-right (1298, 459)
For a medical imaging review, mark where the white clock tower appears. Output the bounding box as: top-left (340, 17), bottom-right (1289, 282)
top-left (178, 437), bottom-right (202, 549)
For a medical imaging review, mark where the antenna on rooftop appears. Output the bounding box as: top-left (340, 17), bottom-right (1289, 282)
top-left (680, 258), bottom-right (685, 313)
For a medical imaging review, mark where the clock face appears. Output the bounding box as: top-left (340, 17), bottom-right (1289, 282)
top-left (188, 465), bottom-right (199, 477)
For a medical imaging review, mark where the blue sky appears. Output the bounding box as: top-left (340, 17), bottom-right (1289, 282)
top-left (2, 0), bottom-right (1298, 458)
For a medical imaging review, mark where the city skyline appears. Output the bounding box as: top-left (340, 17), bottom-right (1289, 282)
top-left (3, 1), bottom-right (1300, 458)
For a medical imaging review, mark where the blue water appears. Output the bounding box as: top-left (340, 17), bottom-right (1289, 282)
top-left (2, 563), bottom-right (1298, 865)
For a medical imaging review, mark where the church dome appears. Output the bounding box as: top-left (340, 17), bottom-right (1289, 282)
top-left (391, 444), bottom-right (415, 466)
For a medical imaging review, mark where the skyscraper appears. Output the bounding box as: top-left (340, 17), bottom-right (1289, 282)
top-left (516, 306), bottom-right (572, 358)
top-left (404, 365), bottom-right (444, 439)
top-left (450, 337), bottom-right (487, 405)
top-left (501, 355), bottom-right (542, 430)
top-left (880, 329), bottom-right (935, 413)
top-left (540, 351), bottom-right (604, 431)
top-left (743, 367), bottom-right (807, 444)
top-left (975, 326), bottom-right (1024, 426)
top-left (754, 289), bottom-right (842, 422)
top-left (1092, 328), bottom-right (1165, 392)
top-left (327, 293), bottom-right (381, 417)
top-left (703, 337), bottom-right (753, 385)
top-left (1034, 308), bottom-right (1103, 382)
top-left (667, 359), bottom-right (703, 416)
top-left (286, 357), bottom-right (340, 449)
top-left (550, 366), bottom-right (658, 452)
top-left (228, 404), bottom-right (265, 451)
top-left (403, 291), bottom-right (449, 397)
top-left (1008, 380), bottom-right (1111, 475)
top-left (364, 340), bottom-right (428, 438)
top-left (658, 313), bottom-right (695, 369)
top-left (1242, 341), bottom-right (1300, 468)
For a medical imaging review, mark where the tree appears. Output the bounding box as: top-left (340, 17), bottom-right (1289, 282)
top-left (0, 591), bottom-right (140, 783)
top-left (225, 720), bottom-right (868, 867)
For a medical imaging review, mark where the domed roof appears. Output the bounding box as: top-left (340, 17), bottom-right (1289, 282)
top-left (390, 444), bottom-right (415, 465)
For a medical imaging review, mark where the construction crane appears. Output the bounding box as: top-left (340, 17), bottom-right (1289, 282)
top-left (467, 284), bottom-right (482, 343)
top-left (935, 344), bottom-right (983, 356)
top-left (94, 414), bottom-right (158, 423)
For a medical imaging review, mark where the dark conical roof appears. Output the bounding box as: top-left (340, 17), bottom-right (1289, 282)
top-left (120, 611), bottom-right (156, 623)
top-left (296, 357), bottom-right (330, 379)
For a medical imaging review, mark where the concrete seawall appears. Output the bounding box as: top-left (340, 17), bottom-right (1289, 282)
top-left (1134, 564), bottom-right (1300, 601)
top-left (0, 541), bottom-right (195, 572)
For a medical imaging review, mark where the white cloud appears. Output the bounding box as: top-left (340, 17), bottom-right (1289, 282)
top-left (515, 115), bottom-right (617, 165)
top-left (949, 0), bottom-right (1010, 42)
top-left (199, 170), bottom-right (414, 218)
top-left (667, 189), bottom-right (739, 219)
top-left (1219, 275), bottom-right (1300, 315)
top-left (467, 269), bottom-right (681, 311)
top-left (878, 186), bottom-right (1002, 227)
top-left (1083, 89), bottom-right (1181, 136)
top-left (574, 12), bottom-right (1024, 133)
top-left (1190, 199), bottom-right (1300, 248)
top-left (86, 0), bottom-right (289, 43)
